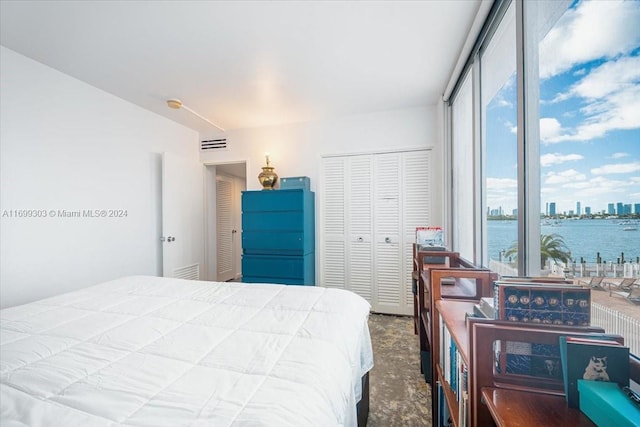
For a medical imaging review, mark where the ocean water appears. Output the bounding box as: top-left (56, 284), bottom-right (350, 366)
top-left (487, 219), bottom-right (640, 264)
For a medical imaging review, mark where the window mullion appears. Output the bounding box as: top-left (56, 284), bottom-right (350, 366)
top-left (516, 0), bottom-right (541, 276)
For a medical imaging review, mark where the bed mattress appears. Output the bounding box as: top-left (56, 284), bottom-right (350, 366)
top-left (1, 276), bottom-right (373, 426)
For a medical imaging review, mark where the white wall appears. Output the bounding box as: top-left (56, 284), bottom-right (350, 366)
top-left (0, 47), bottom-right (204, 308)
top-left (201, 106), bottom-right (441, 215)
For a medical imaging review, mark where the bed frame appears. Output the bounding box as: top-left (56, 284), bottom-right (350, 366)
top-left (357, 372), bottom-right (370, 426)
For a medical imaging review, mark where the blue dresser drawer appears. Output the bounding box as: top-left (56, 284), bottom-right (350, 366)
top-left (243, 231), bottom-right (313, 254)
top-left (242, 254), bottom-right (315, 285)
top-left (242, 276), bottom-right (313, 286)
top-left (242, 211), bottom-right (305, 231)
top-left (242, 189), bottom-right (313, 213)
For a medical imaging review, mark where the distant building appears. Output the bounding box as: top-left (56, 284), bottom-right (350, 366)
top-left (576, 201), bottom-right (581, 215)
top-left (549, 202), bottom-right (556, 216)
top-left (635, 203), bottom-right (640, 214)
top-left (623, 204), bottom-right (632, 215)
top-left (545, 202), bottom-right (549, 216)
top-left (608, 203), bottom-right (615, 215)
top-left (617, 202), bottom-right (624, 215)
top-left (585, 207), bottom-right (591, 215)
top-left (568, 210), bottom-right (574, 216)
top-left (512, 208), bottom-right (518, 216)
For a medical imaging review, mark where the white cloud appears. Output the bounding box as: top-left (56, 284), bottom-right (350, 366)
top-left (544, 169), bottom-right (586, 184)
top-left (539, 0), bottom-right (640, 79)
top-left (569, 56), bottom-right (640, 99)
top-left (591, 161), bottom-right (640, 175)
top-left (561, 181), bottom-right (593, 190)
top-left (540, 152), bottom-right (584, 167)
top-left (487, 177), bottom-right (518, 190)
top-left (546, 59), bottom-right (640, 143)
top-left (610, 152), bottom-right (628, 159)
top-left (540, 118), bottom-right (563, 142)
top-left (542, 175), bottom-right (633, 212)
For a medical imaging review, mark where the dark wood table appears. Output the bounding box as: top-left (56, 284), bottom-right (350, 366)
top-left (481, 387), bottom-right (595, 427)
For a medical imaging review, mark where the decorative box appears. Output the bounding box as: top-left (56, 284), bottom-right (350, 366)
top-left (280, 176), bottom-right (310, 190)
top-left (495, 282), bottom-right (591, 326)
top-left (578, 380), bottom-right (640, 427)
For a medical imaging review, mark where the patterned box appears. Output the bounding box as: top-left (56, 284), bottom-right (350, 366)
top-left (495, 281), bottom-right (591, 327)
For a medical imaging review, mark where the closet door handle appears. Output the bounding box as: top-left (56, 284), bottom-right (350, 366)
top-left (385, 237), bottom-right (391, 243)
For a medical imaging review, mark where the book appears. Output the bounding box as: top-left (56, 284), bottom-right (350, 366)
top-left (416, 226), bottom-right (444, 246)
top-left (472, 304), bottom-right (489, 319)
top-left (480, 297), bottom-right (496, 319)
top-left (559, 335), bottom-right (629, 408)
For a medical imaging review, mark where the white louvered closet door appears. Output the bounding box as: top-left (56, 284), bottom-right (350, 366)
top-left (321, 157), bottom-right (347, 288)
top-left (347, 156), bottom-right (373, 302)
top-left (216, 176), bottom-right (235, 282)
top-left (320, 150), bottom-right (431, 315)
top-left (403, 151), bottom-right (432, 310)
top-left (373, 153), bottom-right (403, 314)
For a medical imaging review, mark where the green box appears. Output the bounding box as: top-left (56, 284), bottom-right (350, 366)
top-left (578, 380), bottom-right (640, 427)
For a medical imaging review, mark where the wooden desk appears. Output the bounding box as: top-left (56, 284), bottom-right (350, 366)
top-left (482, 387), bottom-right (595, 427)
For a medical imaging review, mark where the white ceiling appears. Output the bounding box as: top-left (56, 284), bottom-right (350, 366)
top-left (0, 0), bottom-right (482, 133)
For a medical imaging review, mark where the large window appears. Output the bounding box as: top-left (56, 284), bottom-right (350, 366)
top-left (447, 0), bottom-right (640, 276)
top-left (451, 71), bottom-right (476, 261)
top-left (481, 2), bottom-right (518, 272)
top-left (536, 0), bottom-right (640, 271)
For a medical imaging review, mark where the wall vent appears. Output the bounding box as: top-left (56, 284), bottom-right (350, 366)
top-left (201, 138), bottom-right (228, 151)
top-left (173, 263), bottom-right (200, 280)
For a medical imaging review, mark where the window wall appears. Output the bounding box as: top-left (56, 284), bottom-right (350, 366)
top-left (446, 0), bottom-right (640, 276)
top-left (451, 71), bottom-right (476, 261)
top-left (481, 1), bottom-right (518, 272)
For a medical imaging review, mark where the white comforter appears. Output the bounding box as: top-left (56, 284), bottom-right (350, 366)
top-left (0, 276), bottom-right (373, 426)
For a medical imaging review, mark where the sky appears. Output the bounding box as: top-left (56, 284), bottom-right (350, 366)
top-left (485, 0), bottom-right (640, 215)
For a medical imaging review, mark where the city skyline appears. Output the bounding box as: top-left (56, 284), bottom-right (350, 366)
top-left (487, 199), bottom-right (640, 217)
top-left (485, 1), bottom-right (640, 215)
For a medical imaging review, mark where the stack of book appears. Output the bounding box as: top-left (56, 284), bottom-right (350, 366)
top-left (558, 334), bottom-right (639, 425)
top-left (559, 334), bottom-right (628, 407)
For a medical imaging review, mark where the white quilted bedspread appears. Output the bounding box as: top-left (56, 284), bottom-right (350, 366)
top-left (0, 276), bottom-right (373, 427)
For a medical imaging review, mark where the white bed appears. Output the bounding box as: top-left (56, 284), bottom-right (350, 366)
top-left (0, 276), bottom-right (373, 426)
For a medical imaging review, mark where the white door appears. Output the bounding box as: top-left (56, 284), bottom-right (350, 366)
top-left (347, 155), bottom-right (374, 302)
top-left (162, 152), bottom-right (204, 279)
top-left (320, 150), bottom-right (431, 315)
top-left (402, 151), bottom-right (432, 310)
top-left (373, 153), bottom-right (404, 314)
top-left (321, 157), bottom-right (348, 288)
top-left (216, 175), bottom-right (235, 281)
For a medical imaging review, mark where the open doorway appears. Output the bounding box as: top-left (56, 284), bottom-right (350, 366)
top-left (204, 162), bottom-right (247, 282)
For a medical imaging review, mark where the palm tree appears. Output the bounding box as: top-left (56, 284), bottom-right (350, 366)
top-left (503, 233), bottom-right (571, 267)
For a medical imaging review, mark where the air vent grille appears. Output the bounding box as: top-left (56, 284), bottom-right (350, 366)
top-left (201, 138), bottom-right (228, 151)
top-left (173, 263), bottom-right (200, 280)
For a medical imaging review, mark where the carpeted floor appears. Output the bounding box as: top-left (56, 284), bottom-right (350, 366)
top-left (367, 314), bottom-right (431, 426)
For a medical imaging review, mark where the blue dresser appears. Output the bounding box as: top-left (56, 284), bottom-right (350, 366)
top-left (241, 189), bottom-right (315, 285)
